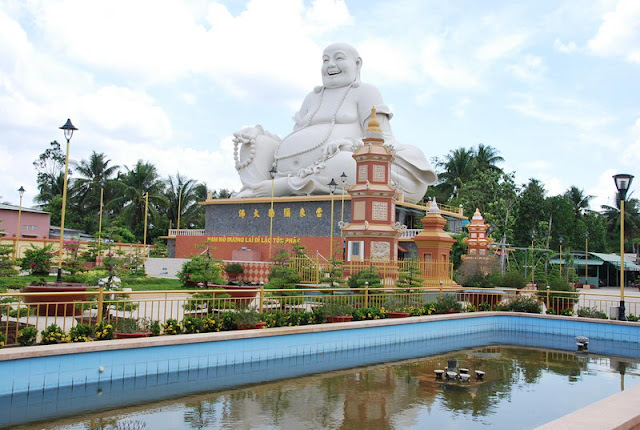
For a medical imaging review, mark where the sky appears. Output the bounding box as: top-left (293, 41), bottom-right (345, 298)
top-left (0, 0), bottom-right (639, 212)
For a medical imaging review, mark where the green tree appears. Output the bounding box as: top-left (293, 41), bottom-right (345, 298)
top-left (601, 195), bottom-right (640, 252)
top-left (513, 179), bottom-right (547, 247)
top-left (434, 147), bottom-right (476, 199)
top-left (474, 143), bottom-right (504, 173)
top-left (110, 160), bottom-right (168, 242)
top-left (33, 141), bottom-right (68, 206)
top-left (165, 174), bottom-right (206, 230)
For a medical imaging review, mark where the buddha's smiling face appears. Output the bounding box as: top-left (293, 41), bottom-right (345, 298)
top-left (321, 44), bottom-right (361, 89)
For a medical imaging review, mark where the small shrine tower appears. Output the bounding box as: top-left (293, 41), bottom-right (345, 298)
top-left (466, 208), bottom-right (490, 256)
top-left (341, 108), bottom-right (403, 261)
top-left (412, 199), bottom-right (455, 265)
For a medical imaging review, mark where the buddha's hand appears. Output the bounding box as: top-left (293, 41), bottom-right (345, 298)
top-left (233, 125), bottom-right (264, 145)
top-left (322, 138), bottom-right (357, 158)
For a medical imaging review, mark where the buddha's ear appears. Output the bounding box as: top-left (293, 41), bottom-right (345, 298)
top-left (354, 56), bottom-right (362, 87)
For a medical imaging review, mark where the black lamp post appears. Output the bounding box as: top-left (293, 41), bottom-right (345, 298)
top-left (613, 173), bottom-right (634, 321)
top-left (57, 119), bottom-right (77, 283)
top-left (558, 236), bottom-right (564, 277)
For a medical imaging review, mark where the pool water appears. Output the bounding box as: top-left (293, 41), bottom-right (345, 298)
top-left (12, 345), bottom-right (640, 430)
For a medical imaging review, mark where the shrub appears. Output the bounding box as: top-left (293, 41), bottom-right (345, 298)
top-left (0, 332), bottom-right (5, 347)
top-left (17, 326), bottom-right (38, 346)
top-left (318, 302), bottom-right (354, 317)
top-left (149, 320), bottom-right (161, 336)
top-left (95, 321), bottom-right (114, 340)
top-left (69, 324), bottom-right (95, 342)
top-left (114, 318), bottom-right (148, 333)
top-left (495, 271), bottom-right (527, 289)
top-left (182, 316), bottom-right (204, 334)
top-left (224, 263), bottom-right (244, 274)
top-left (456, 256), bottom-right (501, 288)
top-left (21, 244), bottom-right (55, 275)
top-left (627, 314), bottom-right (639, 322)
top-left (40, 324), bottom-right (69, 345)
top-left (177, 255), bottom-right (224, 287)
top-left (434, 294), bottom-right (462, 313)
top-left (352, 307), bottom-right (385, 321)
top-left (231, 309), bottom-right (262, 328)
top-left (163, 319), bottom-right (182, 335)
top-left (497, 296), bottom-right (542, 314)
top-left (577, 307), bottom-right (608, 319)
top-left (478, 302), bottom-right (491, 312)
top-left (200, 316), bottom-right (220, 333)
top-left (348, 269), bottom-right (381, 290)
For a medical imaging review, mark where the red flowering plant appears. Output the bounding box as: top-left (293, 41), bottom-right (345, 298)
top-left (20, 244), bottom-right (55, 275)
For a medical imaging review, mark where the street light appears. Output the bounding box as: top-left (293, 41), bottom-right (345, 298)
top-left (529, 230), bottom-right (536, 284)
top-left (268, 167), bottom-right (277, 259)
top-left (328, 178), bottom-right (338, 260)
top-left (613, 173), bottom-right (634, 321)
top-left (340, 172), bottom-right (348, 260)
top-left (176, 186), bottom-right (183, 233)
top-left (56, 119), bottom-right (77, 283)
top-left (584, 230), bottom-right (589, 286)
top-left (97, 187), bottom-right (104, 257)
top-left (13, 186), bottom-right (25, 260)
top-left (558, 236), bottom-right (564, 278)
top-left (143, 192), bottom-right (149, 256)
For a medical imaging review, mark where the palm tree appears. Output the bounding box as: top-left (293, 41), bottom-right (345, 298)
top-left (564, 186), bottom-right (593, 217)
top-left (436, 147), bottom-right (476, 199)
top-left (110, 161), bottom-right (168, 241)
top-left (474, 143), bottom-right (504, 172)
top-left (165, 174), bottom-right (206, 230)
top-left (71, 152), bottom-right (119, 228)
top-left (601, 194), bottom-right (640, 242)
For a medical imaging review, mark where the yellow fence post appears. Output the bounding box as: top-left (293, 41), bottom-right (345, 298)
top-left (546, 286), bottom-right (550, 310)
top-left (259, 282), bottom-right (265, 313)
top-left (96, 286), bottom-right (104, 324)
top-left (439, 281), bottom-right (443, 298)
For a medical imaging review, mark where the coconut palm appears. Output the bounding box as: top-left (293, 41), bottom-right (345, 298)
top-left (71, 151), bottom-right (119, 214)
top-left (165, 174), bottom-right (206, 230)
top-left (436, 147), bottom-right (476, 199)
top-left (474, 143), bottom-right (504, 172)
top-left (564, 186), bottom-right (593, 217)
top-left (601, 194), bottom-right (640, 245)
top-left (110, 160), bottom-right (168, 241)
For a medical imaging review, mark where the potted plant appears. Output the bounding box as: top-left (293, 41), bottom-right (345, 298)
top-left (321, 302), bottom-right (354, 323)
top-left (434, 294), bottom-right (463, 314)
top-left (114, 318), bottom-right (152, 339)
top-left (382, 297), bottom-right (410, 318)
top-left (224, 263), bottom-right (244, 282)
top-left (231, 309), bottom-right (266, 330)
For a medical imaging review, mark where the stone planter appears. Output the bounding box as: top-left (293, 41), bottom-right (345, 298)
top-left (115, 331), bottom-right (152, 339)
top-left (385, 312), bottom-right (410, 318)
top-left (22, 284), bottom-right (91, 316)
top-left (237, 321), bottom-right (267, 330)
top-left (327, 315), bottom-right (353, 323)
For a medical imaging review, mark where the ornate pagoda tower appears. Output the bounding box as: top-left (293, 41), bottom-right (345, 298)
top-left (341, 107), bottom-right (404, 261)
top-left (466, 208), bottom-right (490, 257)
top-left (412, 199), bottom-right (455, 264)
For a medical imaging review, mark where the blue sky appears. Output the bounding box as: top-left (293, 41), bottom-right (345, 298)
top-left (0, 0), bottom-right (638, 211)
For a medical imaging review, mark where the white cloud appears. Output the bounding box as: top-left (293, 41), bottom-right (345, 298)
top-left (588, 168), bottom-right (619, 210)
top-left (622, 118), bottom-right (640, 167)
top-left (508, 55), bottom-right (546, 83)
top-left (474, 33), bottom-right (528, 62)
top-left (509, 94), bottom-right (615, 132)
top-left (452, 98), bottom-right (470, 117)
top-left (588, 0), bottom-right (640, 63)
top-left (522, 160), bottom-right (552, 170)
top-left (553, 39), bottom-right (578, 54)
top-left (420, 37), bottom-right (480, 90)
top-left (359, 39), bottom-right (418, 83)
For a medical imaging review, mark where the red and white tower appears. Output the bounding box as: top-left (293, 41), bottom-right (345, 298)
top-left (466, 208), bottom-right (490, 257)
top-left (341, 107), bottom-right (403, 261)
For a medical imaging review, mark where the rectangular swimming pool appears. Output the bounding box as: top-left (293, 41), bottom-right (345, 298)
top-left (1, 313), bottom-right (639, 428)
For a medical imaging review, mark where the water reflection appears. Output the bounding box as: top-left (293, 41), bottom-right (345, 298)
top-left (35, 346), bottom-right (638, 430)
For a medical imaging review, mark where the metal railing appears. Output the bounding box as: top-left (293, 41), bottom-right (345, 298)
top-left (3, 286), bottom-right (639, 346)
top-left (168, 229), bottom-right (206, 237)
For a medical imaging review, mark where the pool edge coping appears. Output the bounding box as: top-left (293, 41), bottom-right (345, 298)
top-left (2, 311), bottom-right (638, 362)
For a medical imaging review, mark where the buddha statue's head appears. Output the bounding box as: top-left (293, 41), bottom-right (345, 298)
top-left (321, 43), bottom-right (362, 89)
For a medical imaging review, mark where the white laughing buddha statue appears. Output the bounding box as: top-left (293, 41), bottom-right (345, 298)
top-left (232, 43), bottom-right (437, 204)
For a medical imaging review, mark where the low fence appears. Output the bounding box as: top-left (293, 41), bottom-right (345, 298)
top-left (288, 257), bottom-right (454, 286)
top-left (2, 286), bottom-right (639, 346)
